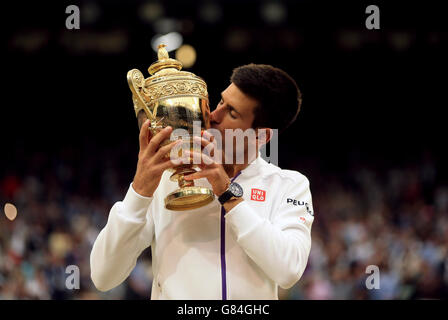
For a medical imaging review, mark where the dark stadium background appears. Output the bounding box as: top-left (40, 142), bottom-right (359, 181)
top-left (1, 0), bottom-right (447, 299)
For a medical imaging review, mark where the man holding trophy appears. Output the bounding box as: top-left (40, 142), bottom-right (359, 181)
top-left (90, 45), bottom-right (314, 299)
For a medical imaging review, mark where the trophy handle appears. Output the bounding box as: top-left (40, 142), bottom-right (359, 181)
top-left (127, 69), bottom-right (155, 121)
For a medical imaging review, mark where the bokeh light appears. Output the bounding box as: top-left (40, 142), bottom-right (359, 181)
top-left (151, 32), bottom-right (183, 53)
top-left (4, 203), bottom-right (17, 221)
top-left (139, 1), bottom-right (164, 23)
top-left (175, 44), bottom-right (197, 68)
top-left (260, 1), bottom-right (286, 24)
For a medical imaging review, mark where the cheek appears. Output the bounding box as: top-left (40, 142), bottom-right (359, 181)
top-left (237, 117), bottom-right (253, 131)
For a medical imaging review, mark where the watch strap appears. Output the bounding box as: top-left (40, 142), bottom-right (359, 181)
top-left (218, 189), bottom-right (234, 205)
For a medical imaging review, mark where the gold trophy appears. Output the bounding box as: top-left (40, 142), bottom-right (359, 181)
top-left (127, 44), bottom-right (214, 211)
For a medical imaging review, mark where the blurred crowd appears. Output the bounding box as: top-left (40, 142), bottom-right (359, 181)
top-left (281, 150), bottom-right (448, 299)
top-left (1, 141), bottom-right (447, 299)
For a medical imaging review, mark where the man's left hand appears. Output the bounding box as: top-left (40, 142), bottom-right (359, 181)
top-left (183, 135), bottom-right (230, 197)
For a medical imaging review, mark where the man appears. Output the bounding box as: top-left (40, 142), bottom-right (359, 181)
top-left (90, 64), bottom-right (314, 299)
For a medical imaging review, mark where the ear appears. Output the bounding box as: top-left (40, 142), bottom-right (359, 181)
top-left (256, 128), bottom-right (272, 145)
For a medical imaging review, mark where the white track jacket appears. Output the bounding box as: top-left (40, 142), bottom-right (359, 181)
top-left (90, 155), bottom-right (314, 299)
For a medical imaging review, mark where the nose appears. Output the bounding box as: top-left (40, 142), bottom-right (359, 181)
top-left (210, 104), bottom-right (224, 124)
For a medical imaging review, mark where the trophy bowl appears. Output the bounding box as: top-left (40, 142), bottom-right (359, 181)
top-left (127, 44), bottom-right (214, 211)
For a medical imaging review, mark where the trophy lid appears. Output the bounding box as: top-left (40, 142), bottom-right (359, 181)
top-left (127, 43), bottom-right (208, 119)
top-left (148, 44), bottom-right (183, 75)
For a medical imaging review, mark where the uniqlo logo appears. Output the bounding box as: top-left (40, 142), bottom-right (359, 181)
top-left (251, 188), bottom-right (266, 202)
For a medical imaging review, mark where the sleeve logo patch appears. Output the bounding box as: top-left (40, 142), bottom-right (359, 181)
top-left (251, 188), bottom-right (266, 201)
top-left (286, 198), bottom-right (314, 216)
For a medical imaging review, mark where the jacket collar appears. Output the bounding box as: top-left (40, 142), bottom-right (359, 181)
top-left (237, 152), bottom-right (269, 179)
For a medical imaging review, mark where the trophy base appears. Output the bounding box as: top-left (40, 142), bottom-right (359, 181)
top-left (165, 186), bottom-right (215, 211)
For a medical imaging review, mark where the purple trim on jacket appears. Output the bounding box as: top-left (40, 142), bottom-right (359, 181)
top-left (220, 171), bottom-right (242, 300)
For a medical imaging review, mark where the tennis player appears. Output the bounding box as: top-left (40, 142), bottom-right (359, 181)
top-left (90, 64), bottom-right (314, 299)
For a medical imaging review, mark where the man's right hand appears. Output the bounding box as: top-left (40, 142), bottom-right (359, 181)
top-left (132, 119), bottom-right (181, 197)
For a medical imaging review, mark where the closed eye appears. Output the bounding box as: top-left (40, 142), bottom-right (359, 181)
top-left (229, 109), bottom-right (237, 119)
top-left (220, 93), bottom-right (240, 118)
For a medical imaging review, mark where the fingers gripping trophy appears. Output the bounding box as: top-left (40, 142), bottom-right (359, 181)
top-left (127, 44), bottom-right (214, 211)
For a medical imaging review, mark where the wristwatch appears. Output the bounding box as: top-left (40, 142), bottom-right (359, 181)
top-left (218, 182), bottom-right (244, 205)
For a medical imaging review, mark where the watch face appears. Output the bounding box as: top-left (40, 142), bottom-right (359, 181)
top-left (229, 182), bottom-right (243, 197)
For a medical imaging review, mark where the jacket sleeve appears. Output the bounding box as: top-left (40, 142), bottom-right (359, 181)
top-left (90, 183), bottom-right (155, 292)
top-left (224, 175), bottom-right (314, 289)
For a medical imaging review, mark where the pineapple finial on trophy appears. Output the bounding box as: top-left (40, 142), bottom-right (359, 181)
top-left (157, 44), bottom-right (169, 60)
top-left (148, 43), bottom-right (183, 75)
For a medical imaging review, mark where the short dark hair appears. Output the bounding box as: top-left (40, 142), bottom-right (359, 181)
top-left (230, 64), bottom-right (302, 134)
